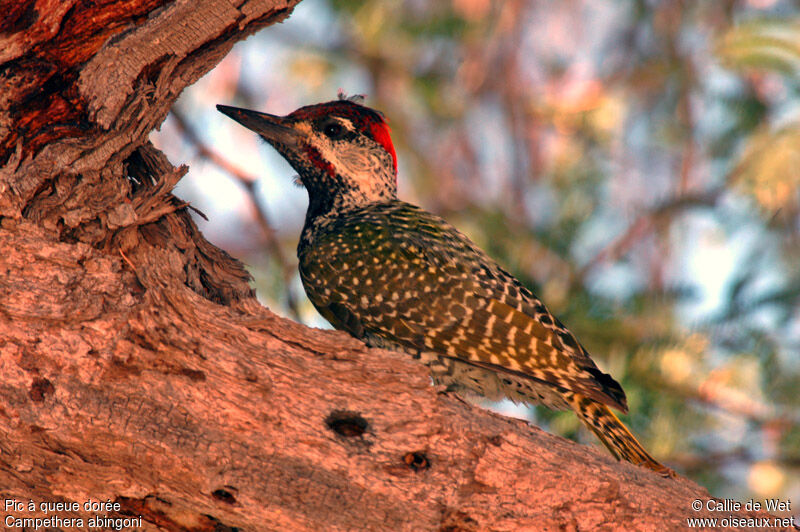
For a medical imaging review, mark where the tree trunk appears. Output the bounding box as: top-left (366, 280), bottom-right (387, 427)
top-left (0, 1), bottom-right (792, 530)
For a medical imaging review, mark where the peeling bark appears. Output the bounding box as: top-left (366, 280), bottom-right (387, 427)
top-left (0, 0), bottom-right (792, 530)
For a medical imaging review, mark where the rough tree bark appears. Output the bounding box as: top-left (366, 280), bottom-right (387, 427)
top-left (0, 1), bottom-right (793, 531)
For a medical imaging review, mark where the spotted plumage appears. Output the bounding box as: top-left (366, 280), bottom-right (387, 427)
top-left (217, 96), bottom-right (673, 477)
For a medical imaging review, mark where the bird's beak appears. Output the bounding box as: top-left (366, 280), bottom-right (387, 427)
top-left (216, 104), bottom-right (300, 147)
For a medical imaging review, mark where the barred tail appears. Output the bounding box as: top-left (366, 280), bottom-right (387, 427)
top-left (570, 394), bottom-right (675, 478)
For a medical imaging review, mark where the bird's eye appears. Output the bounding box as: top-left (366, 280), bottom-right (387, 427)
top-left (323, 122), bottom-right (344, 139)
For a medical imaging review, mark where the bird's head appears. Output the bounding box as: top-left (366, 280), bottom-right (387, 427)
top-left (217, 97), bottom-right (398, 216)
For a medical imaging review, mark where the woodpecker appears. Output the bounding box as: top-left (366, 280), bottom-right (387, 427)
top-left (217, 96), bottom-right (673, 477)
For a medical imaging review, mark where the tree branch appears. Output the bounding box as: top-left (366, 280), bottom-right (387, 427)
top-left (0, 0), bottom-right (792, 530)
top-left (169, 108), bottom-right (302, 321)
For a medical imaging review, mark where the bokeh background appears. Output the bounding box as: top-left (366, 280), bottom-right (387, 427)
top-left (152, 0), bottom-right (799, 508)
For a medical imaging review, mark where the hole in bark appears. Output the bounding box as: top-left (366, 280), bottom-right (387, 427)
top-left (179, 367), bottom-right (206, 382)
top-left (403, 451), bottom-right (430, 472)
top-left (29, 377), bottom-right (55, 402)
top-left (211, 488), bottom-right (237, 505)
top-left (325, 411), bottom-right (368, 437)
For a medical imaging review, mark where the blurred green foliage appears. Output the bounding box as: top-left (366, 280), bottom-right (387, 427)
top-left (157, 0), bottom-right (800, 505)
